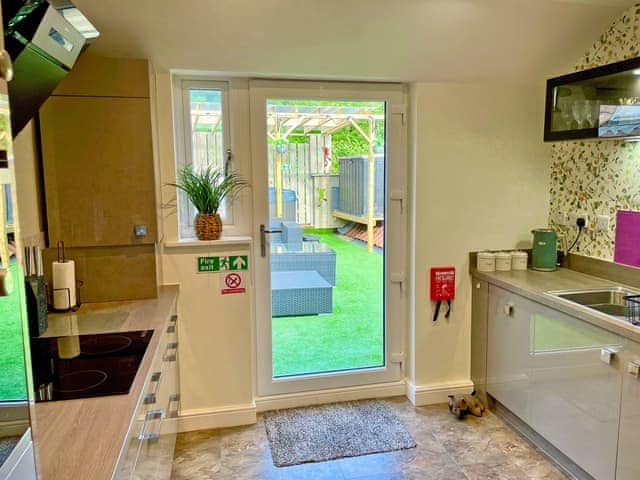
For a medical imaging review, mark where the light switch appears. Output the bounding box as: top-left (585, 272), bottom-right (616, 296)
top-left (134, 224), bottom-right (147, 237)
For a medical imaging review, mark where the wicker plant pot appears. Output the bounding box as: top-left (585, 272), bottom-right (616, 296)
top-left (195, 213), bottom-right (222, 240)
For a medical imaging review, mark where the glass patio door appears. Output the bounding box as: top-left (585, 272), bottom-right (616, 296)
top-left (250, 80), bottom-right (407, 396)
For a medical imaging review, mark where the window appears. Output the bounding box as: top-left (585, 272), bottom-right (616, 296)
top-left (173, 78), bottom-right (232, 239)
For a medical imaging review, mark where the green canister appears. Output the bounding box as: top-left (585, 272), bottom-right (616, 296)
top-left (531, 228), bottom-right (558, 271)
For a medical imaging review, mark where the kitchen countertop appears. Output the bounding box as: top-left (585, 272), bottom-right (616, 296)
top-left (472, 267), bottom-right (640, 343)
top-left (30, 285), bottom-right (179, 480)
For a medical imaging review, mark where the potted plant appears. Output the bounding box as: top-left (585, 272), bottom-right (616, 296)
top-left (270, 137), bottom-right (289, 154)
top-left (169, 164), bottom-right (249, 240)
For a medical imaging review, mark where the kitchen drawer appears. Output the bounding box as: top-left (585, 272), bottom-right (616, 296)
top-left (113, 315), bottom-right (180, 480)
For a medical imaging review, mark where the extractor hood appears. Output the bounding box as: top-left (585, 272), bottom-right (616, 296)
top-left (2, 0), bottom-right (99, 137)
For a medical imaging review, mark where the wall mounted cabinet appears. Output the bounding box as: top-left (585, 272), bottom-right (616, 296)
top-left (544, 56), bottom-right (640, 142)
top-left (37, 56), bottom-right (158, 302)
top-left (40, 95), bottom-right (156, 247)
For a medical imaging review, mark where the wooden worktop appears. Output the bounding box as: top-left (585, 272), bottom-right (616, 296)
top-left (29, 285), bottom-right (179, 480)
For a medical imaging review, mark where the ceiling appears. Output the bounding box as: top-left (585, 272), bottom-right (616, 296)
top-left (74, 0), bottom-right (634, 83)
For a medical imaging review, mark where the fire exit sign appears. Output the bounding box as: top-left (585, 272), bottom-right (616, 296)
top-left (197, 255), bottom-right (249, 273)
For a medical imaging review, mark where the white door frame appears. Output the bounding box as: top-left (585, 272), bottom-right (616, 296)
top-left (250, 79), bottom-right (407, 397)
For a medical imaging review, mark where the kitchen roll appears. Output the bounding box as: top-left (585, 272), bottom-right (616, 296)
top-left (52, 260), bottom-right (76, 310)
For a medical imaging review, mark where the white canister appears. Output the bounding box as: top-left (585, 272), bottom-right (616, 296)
top-left (511, 251), bottom-right (528, 271)
top-left (495, 252), bottom-right (512, 271)
top-left (477, 252), bottom-right (496, 272)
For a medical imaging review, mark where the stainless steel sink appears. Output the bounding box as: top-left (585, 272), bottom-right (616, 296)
top-left (547, 286), bottom-right (640, 321)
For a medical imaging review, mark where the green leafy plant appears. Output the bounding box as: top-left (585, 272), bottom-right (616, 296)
top-left (268, 137), bottom-right (289, 146)
top-left (168, 164), bottom-right (249, 214)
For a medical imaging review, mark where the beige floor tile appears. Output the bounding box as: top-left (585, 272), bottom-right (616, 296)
top-left (171, 398), bottom-right (569, 480)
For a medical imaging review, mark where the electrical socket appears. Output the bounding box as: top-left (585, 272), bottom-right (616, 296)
top-left (596, 214), bottom-right (610, 232)
top-left (569, 212), bottom-right (589, 228)
top-left (553, 211), bottom-right (568, 226)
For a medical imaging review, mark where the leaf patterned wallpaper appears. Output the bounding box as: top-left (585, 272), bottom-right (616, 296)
top-left (549, 3), bottom-right (640, 260)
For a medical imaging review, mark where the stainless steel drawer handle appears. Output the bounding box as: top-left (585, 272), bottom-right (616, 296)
top-left (144, 371), bottom-right (162, 404)
top-left (600, 348), bottom-right (618, 365)
top-left (138, 408), bottom-right (164, 441)
top-left (170, 314), bottom-right (177, 323)
top-left (166, 393), bottom-right (180, 419)
top-left (627, 360), bottom-right (640, 378)
top-left (163, 342), bottom-right (178, 362)
top-left (166, 325), bottom-right (176, 334)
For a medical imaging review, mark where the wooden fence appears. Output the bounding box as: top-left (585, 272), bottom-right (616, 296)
top-left (192, 132), bottom-right (225, 171)
top-left (268, 135), bottom-right (335, 226)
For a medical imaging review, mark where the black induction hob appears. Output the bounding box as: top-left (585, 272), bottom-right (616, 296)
top-left (30, 330), bottom-right (153, 402)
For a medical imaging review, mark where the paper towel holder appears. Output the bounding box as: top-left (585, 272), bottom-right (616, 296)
top-left (49, 241), bottom-right (83, 313)
top-left (49, 280), bottom-right (83, 313)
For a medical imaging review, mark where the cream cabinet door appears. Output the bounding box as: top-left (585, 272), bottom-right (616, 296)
top-left (40, 95), bottom-right (157, 247)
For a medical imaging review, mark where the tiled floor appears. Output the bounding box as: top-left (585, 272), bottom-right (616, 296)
top-left (171, 397), bottom-right (568, 480)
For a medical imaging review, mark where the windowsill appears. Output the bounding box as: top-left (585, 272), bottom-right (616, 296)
top-left (163, 236), bottom-right (253, 248)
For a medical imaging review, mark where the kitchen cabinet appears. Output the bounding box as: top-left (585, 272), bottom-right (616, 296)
top-left (470, 277), bottom-right (488, 403)
top-left (40, 94), bottom-right (157, 247)
top-left (544, 56), bottom-right (640, 142)
top-left (113, 314), bottom-right (180, 480)
top-left (616, 338), bottom-right (640, 480)
top-left (487, 285), bottom-right (623, 480)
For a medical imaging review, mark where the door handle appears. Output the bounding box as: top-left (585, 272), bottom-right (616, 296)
top-left (260, 224), bottom-right (282, 257)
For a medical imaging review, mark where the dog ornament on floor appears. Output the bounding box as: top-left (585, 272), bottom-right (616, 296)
top-left (447, 391), bottom-right (485, 419)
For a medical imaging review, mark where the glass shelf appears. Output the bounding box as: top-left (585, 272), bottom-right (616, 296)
top-left (544, 56), bottom-right (640, 142)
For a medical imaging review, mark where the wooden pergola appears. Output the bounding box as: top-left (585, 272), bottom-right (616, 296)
top-left (267, 105), bottom-right (385, 252)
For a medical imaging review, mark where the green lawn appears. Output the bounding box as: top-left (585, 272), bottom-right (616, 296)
top-left (0, 262), bottom-right (28, 401)
top-left (272, 230), bottom-right (384, 377)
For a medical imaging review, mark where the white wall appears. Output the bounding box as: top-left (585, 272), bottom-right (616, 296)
top-left (153, 70), bottom-right (256, 429)
top-left (409, 82), bottom-right (550, 397)
top-left (153, 68), bottom-right (552, 420)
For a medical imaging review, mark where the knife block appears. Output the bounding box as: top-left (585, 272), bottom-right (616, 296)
top-left (25, 275), bottom-right (48, 337)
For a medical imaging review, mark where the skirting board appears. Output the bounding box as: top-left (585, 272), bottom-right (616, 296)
top-left (255, 381), bottom-right (406, 412)
top-left (406, 379), bottom-right (474, 406)
top-left (178, 403), bottom-right (257, 433)
top-left (175, 379), bottom-right (467, 431)
top-left (0, 420), bottom-right (29, 438)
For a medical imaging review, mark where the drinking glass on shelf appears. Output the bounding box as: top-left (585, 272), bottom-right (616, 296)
top-left (571, 101), bottom-right (584, 129)
top-left (583, 100), bottom-right (595, 128)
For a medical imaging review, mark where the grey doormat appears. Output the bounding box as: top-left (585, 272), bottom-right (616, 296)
top-left (0, 436), bottom-right (20, 465)
top-left (264, 400), bottom-right (416, 467)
